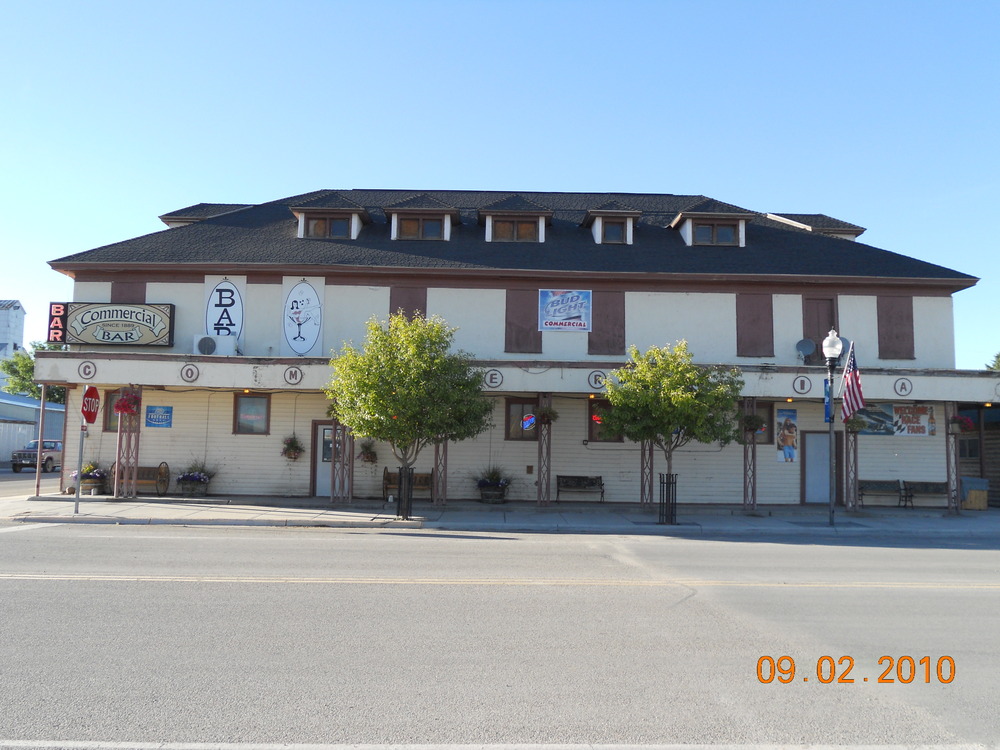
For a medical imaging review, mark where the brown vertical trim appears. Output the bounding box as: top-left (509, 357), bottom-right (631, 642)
top-left (588, 291), bottom-right (625, 355)
top-left (736, 293), bottom-right (774, 357)
top-left (802, 296), bottom-right (838, 365)
top-left (877, 296), bottom-right (915, 359)
top-left (110, 281), bottom-right (147, 304)
top-left (505, 289), bottom-right (542, 353)
top-left (389, 286), bottom-right (427, 318)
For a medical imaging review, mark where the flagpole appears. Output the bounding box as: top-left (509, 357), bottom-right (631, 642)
top-left (836, 341), bottom-right (854, 398)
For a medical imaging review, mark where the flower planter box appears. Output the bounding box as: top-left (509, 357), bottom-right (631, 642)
top-left (479, 487), bottom-right (507, 503)
top-left (78, 478), bottom-right (105, 495)
top-left (179, 481), bottom-right (210, 497)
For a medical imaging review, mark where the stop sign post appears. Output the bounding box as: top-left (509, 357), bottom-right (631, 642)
top-left (75, 386), bottom-right (101, 513)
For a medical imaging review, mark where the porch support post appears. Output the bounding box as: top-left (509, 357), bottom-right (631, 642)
top-left (945, 402), bottom-right (960, 513)
top-left (639, 439), bottom-right (654, 507)
top-left (331, 420), bottom-right (354, 503)
top-left (742, 397), bottom-right (757, 510)
top-left (114, 385), bottom-right (141, 499)
top-left (845, 429), bottom-right (859, 511)
top-left (537, 392), bottom-right (552, 506)
top-left (433, 440), bottom-right (448, 506)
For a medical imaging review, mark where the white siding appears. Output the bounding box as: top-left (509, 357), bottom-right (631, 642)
top-left (324, 285), bottom-right (390, 355)
top-left (773, 294), bottom-right (803, 365)
top-left (626, 292), bottom-right (736, 362)
top-left (914, 297), bottom-right (955, 368)
top-left (426, 288), bottom-right (505, 359)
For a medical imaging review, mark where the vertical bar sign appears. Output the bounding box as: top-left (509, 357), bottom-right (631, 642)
top-left (47, 302), bottom-right (68, 344)
top-left (824, 379), bottom-right (832, 423)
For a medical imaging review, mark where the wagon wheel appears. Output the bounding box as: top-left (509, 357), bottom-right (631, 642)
top-left (156, 462), bottom-right (170, 496)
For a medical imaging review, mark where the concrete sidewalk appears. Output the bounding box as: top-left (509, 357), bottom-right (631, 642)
top-left (3, 490), bottom-right (999, 540)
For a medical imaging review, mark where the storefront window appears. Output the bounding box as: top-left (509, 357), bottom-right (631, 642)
top-left (234, 393), bottom-right (270, 434)
top-left (103, 391), bottom-right (121, 431)
top-left (506, 398), bottom-right (538, 441)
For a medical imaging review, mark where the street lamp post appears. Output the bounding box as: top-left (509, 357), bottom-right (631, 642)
top-left (822, 329), bottom-right (844, 527)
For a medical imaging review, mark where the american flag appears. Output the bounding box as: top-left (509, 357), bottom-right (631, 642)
top-left (839, 343), bottom-right (865, 420)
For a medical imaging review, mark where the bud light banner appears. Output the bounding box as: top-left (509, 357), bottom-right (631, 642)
top-left (538, 290), bottom-right (592, 332)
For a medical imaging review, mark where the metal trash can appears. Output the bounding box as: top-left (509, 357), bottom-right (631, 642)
top-left (658, 473), bottom-right (677, 525)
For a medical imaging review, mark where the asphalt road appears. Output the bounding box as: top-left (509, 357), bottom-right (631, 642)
top-left (0, 523), bottom-right (997, 747)
top-left (0, 467), bottom-right (60, 498)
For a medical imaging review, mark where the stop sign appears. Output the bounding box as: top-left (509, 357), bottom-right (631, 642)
top-left (81, 386), bottom-right (100, 424)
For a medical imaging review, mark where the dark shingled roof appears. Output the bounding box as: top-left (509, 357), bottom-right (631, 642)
top-left (480, 194), bottom-right (552, 213)
top-left (291, 192), bottom-right (368, 212)
top-left (158, 203), bottom-right (252, 220)
top-left (52, 189), bottom-right (977, 286)
top-left (769, 213), bottom-right (866, 233)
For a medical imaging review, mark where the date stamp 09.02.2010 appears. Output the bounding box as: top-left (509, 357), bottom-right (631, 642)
top-left (757, 655), bottom-right (955, 685)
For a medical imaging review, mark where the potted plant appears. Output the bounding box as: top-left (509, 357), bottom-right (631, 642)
top-left (71, 462), bottom-right (108, 494)
top-left (475, 465), bottom-right (511, 503)
top-left (742, 413), bottom-right (768, 433)
top-left (281, 434), bottom-right (304, 460)
top-left (356, 439), bottom-right (378, 464)
top-left (176, 461), bottom-right (213, 496)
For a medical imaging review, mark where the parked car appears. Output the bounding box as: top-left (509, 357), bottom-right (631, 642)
top-left (10, 440), bottom-right (63, 473)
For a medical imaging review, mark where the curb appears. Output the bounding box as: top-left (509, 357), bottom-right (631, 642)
top-left (7, 515), bottom-right (424, 529)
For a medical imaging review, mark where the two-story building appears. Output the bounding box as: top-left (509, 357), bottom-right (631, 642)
top-left (35, 189), bottom-right (1000, 507)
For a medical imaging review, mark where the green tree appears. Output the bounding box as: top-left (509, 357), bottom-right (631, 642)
top-left (599, 341), bottom-right (745, 475)
top-left (987, 352), bottom-right (1000, 371)
top-left (326, 313), bottom-right (493, 468)
top-left (0, 342), bottom-right (66, 404)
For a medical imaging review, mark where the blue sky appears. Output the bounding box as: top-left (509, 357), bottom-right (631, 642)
top-left (2, 0), bottom-right (997, 368)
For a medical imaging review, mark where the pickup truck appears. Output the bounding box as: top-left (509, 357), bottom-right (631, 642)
top-left (10, 440), bottom-right (63, 473)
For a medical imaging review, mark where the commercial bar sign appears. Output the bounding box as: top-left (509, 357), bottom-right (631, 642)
top-left (48, 302), bottom-right (176, 346)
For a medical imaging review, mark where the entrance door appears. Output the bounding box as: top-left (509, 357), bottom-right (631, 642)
top-left (314, 423), bottom-right (333, 497)
top-left (803, 431), bottom-right (843, 504)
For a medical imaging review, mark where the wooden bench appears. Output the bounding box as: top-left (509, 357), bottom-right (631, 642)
top-left (857, 479), bottom-right (904, 508)
top-left (110, 461), bottom-right (170, 496)
top-left (556, 475), bottom-right (605, 502)
top-left (902, 481), bottom-right (950, 508)
top-left (382, 467), bottom-right (434, 501)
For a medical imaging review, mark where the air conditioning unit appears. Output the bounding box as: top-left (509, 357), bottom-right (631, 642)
top-left (193, 334), bottom-right (239, 356)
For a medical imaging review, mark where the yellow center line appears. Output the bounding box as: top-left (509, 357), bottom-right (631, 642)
top-left (0, 572), bottom-right (998, 589)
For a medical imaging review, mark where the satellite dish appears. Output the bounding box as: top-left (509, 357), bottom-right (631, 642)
top-left (795, 339), bottom-right (816, 357)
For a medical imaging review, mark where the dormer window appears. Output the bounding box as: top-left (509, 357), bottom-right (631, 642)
top-left (385, 194), bottom-right (460, 242)
top-left (582, 202), bottom-right (641, 245)
top-left (291, 193), bottom-right (370, 241)
top-left (492, 218), bottom-right (539, 242)
top-left (479, 195), bottom-right (552, 243)
top-left (602, 220), bottom-right (626, 244)
top-left (670, 201), bottom-right (754, 248)
top-left (399, 216), bottom-right (443, 240)
top-left (306, 216), bottom-right (352, 239)
top-left (694, 222), bottom-right (738, 245)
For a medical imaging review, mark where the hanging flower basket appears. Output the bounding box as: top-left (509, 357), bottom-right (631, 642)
top-left (356, 439), bottom-right (378, 464)
top-left (114, 392), bottom-right (142, 415)
top-left (535, 406), bottom-right (559, 424)
top-left (948, 415), bottom-right (974, 434)
top-left (281, 434), bottom-right (305, 460)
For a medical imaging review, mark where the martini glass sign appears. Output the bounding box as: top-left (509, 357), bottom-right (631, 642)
top-left (284, 282), bottom-right (322, 354)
